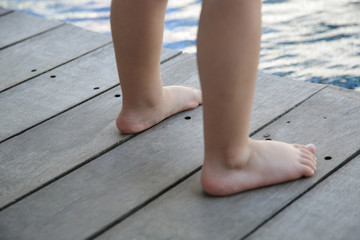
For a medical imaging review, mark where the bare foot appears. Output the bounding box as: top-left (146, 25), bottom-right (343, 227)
top-left (116, 86), bottom-right (202, 134)
top-left (201, 139), bottom-right (317, 196)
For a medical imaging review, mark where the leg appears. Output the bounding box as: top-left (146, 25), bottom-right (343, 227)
top-left (110, 0), bottom-right (202, 134)
top-left (197, 0), bottom-right (317, 195)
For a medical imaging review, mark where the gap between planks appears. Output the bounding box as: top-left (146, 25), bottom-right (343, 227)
top-left (0, 44), bottom-right (179, 143)
top-left (246, 153), bottom-right (360, 240)
top-left (0, 23), bottom-right (112, 93)
top-left (242, 147), bottom-right (360, 239)
top-left (0, 58), bottom-right (325, 239)
top-left (0, 7), bottom-right (13, 16)
top-left (0, 10), bottom-right (65, 50)
top-left (0, 52), bottom-right (189, 211)
top-left (93, 86), bottom-right (360, 240)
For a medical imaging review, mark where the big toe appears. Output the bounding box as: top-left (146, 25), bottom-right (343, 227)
top-left (192, 88), bottom-right (202, 105)
top-left (306, 144), bottom-right (316, 154)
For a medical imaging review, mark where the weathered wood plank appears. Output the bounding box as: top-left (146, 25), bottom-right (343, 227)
top-left (0, 53), bottom-right (193, 210)
top-left (0, 11), bottom-right (62, 49)
top-left (0, 44), bottom-right (179, 143)
top-left (246, 155), bottom-right (360, 240)
top-left (0, 23), bottom-right (111, 92)
top-left (0, 53), bottom-right (323, 240)
top-left (94, 86), bottom-right (360, 240)
top-left (0, 7), bottom-right (12, 16)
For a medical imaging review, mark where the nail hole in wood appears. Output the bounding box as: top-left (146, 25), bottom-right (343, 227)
top-left (263, 134), bottom-right (270, 138)
top-left (114, 94), bottom-right (121, 98)
top-left (324, 156), bottom-right (332, 160)
top-left (185, 116), bottom-right (191, 120)
top-left (265, 138), bottom-right (272, 141)
top-left (50, 75), bottom-right (56, 78)
top-left (93, 87), bottom-right (100, 90)
top-left (31, 69), bottom-right (37, 72)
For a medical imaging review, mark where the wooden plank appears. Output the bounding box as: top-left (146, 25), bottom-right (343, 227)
top-left (0, 44), bottom-right (179, 142)
top-left (0, 7), bottom-right (12, 16)
top-left (247, 155), bottom-right (360, 240)
top-left (0, 23), bottom-right (111, 92)
top-left (0, 11), bottom-right (63, 49)
top-left (0, 53), bottom-right (193, 210)
top-left (94, 86), bottom-right (360, 240)
top-left (0, 53), bottom-right (323, 239)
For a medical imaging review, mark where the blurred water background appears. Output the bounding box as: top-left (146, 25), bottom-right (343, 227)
top-left (1, 0), bottom-right (359, 90)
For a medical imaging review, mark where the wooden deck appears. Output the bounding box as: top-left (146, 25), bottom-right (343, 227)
top-left (0, 8), bottom-right (359, 240)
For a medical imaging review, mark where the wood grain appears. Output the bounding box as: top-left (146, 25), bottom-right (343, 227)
top-left (0, 23), bottom-right (111, 92)
top-left (0, 11), bottom-right (62, 49)
top-left (0, 53), bottom-right (191, 210)
top-left (0, 53), bottom-right (324, 239)
top-left (0, 7), bottom-right (12, 16)
top-left (0, 44), bottom-right (179, 142)
top-left (95, 86), bottom-right (360, 240)
top-left (246, 154), bottom-right (360, 240)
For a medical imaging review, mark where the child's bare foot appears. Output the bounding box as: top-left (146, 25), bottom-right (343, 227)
top-left (201, 139), bottom-right (317, 196)
top-left (116, 86), bottom-right (202, 134)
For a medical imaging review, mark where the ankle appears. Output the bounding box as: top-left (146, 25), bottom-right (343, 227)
top-left (121, 99), bottom-right (161, 114)
top-left (122, 87), bottom-right (165, 112)
top-left (225, 146), bottom-right (251, 169)
top-left (201, 146), bottom-right (252, 196)
top-left (204, 141), bottom-right (252, 170)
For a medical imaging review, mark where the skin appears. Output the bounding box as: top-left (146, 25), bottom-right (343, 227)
top-left (110, 0), bottom-right (317, 196)
top-left (110, 0), bottom-right (202, 134)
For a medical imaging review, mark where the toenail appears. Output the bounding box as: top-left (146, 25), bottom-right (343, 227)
top-left (306, 144), bottom-right (315, 150)
top-left (324, 156), bottom-right (332, 160)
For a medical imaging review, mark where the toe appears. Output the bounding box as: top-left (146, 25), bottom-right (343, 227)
top-left (299, 158), bottom-right (316, 171)
top-left (193, 88), bottom-right (203, 105)
top-left (299, 149), bottom-right (317, 164)
top-left (306, 144), bottom-right (316, 154)
top-left (185, 87), bottom-right (202, 107)
top-left (293, 144), bottom-right (316, 155)
top-left (301, 165), bottom-right (315, 178)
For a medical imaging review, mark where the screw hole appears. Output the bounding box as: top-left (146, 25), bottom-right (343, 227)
top-left (324, 156), bottom-right (332, 160)
top-left (114, 94), bottom-right (121, 98)
top-left (265, 138), bottom-right (272, 141)
top-left (50, 75), bottom-right (56, 78)
top-left (31, 69), bottom-right (37, 72)
top-left (184, 116), bottom-right (191, 120)
top-left (93, 87), bottom-right (100, 90)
